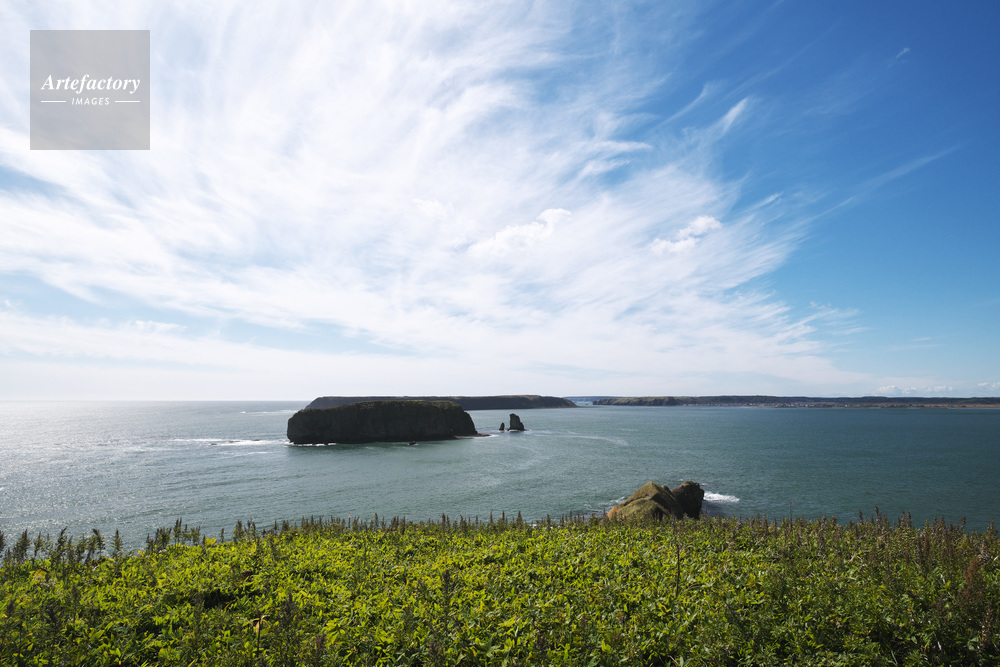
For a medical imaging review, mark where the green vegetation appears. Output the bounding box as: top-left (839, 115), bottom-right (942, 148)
top-left (1, 511), bottom-right (997, 665)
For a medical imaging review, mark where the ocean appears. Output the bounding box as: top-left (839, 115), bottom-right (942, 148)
top-left (1, 401), bottom-right (997, 549)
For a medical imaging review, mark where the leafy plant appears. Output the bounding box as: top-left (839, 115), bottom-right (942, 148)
top-left (0, 512), bottom-right (997, 665)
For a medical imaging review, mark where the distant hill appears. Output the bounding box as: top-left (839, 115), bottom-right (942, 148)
top-left (593, 396), bottom-right (1000, 408)
top-left (304, 395), bottom-right (577, 411)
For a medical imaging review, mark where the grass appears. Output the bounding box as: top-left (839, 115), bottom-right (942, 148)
top-left (1, 510), bottom-right (997, 665)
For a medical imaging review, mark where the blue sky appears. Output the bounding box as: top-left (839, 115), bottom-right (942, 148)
top-left (1, 1), bottom-right (998, 400)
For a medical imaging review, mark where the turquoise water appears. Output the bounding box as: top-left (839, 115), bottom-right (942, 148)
top-left (1, 401), bottom-right (997, 549)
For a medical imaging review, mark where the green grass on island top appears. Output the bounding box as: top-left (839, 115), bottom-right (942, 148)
top-left (1, 513), bottom-right (998, 666)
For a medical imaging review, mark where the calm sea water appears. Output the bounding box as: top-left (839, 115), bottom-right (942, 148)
top-left (1, 401), bottom-right (997, 549)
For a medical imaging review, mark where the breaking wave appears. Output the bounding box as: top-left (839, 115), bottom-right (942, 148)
top-left (704, 492), bottom-right (740, 504)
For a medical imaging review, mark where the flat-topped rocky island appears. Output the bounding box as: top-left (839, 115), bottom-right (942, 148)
top-left (287, 399), bottom-right (479, 445)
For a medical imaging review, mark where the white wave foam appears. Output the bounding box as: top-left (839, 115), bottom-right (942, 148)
top-left (172, 437), bottom-right (286, 446)
top-left (213, 439), bottom-right (287, 447)
top-left (704, 492), bottom-right (740, 504)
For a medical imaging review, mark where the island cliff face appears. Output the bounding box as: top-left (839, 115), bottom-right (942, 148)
top-left (287, 400), bottom-right (478, 445)
top-left (305, 395), bottom-right (576, 411)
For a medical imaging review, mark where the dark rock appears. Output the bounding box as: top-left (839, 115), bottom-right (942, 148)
top-left (508, 413), bottom-right (525, 431)
top-left (499, 422), bottom-right (505, 431)
top-left (287, 400), bottom-right (477, 445)
top-left (606, 481), bottom-right (703, 521)
top-left (672, 481), bottom-right (705, 519)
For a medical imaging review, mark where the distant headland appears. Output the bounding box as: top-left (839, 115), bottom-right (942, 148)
top-left (591, 396), bottom-right (1000, 408)
top-left (305, 395), bottom-right (577, 411)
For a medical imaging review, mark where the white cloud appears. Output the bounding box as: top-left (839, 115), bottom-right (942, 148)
top-left (718, 98), bottom-right (750, 134)
top-left (0, 303), bottom-right (876, 399)
top-left (877, 385), bottom-right (956, 397)
top-left (469, 208), bottom-right (568, 258)
top-left (0, 3), bottom-right (877, 397)
top-left (651, 215), bottom-right (722, 254)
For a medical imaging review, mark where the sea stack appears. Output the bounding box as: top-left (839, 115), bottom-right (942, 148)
top-left (287, 400), bottom-right (478, 445)
top-left (508, 413), bottom-right (525, 431)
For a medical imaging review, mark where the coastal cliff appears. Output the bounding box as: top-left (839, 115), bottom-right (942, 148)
top-left (305, 395), bottom-right (576, 411)
top-left (287, 400), bottom-right (478, 445)
top-left (594, 396), bottom-right (1000, 408)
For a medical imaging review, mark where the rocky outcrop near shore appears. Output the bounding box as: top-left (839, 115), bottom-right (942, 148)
top-left (305, 395), bottom-right (577, 411)
top-left (606, 481), bottom-right (704, 521)
top-left (287, 400), bottom-right (478, 445)
top-left (508, 413), bottom-right (525, 431)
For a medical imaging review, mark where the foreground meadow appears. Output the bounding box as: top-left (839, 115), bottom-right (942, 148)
top-left (1, 511), bottom-right (997, 665)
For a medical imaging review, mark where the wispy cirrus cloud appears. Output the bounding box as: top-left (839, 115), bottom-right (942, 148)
top-left (0, 2), bottom-right (890, 397)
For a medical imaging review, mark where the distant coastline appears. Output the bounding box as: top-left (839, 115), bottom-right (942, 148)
top-left (590, 395), bottom-right (1000, 408)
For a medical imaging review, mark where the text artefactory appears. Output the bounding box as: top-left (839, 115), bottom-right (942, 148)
top-left (41, 74), bottom-right (141, 95)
